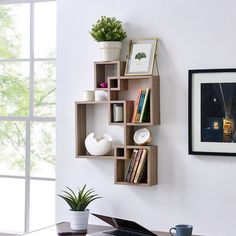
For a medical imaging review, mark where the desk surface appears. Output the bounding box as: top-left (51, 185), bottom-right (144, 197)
top-left (21, 222), bottom-right (201, 236)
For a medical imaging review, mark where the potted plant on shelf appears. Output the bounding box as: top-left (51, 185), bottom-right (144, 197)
top-left (90, 16), bottom-right (127, 61)
top-left (58, 185), bottom-right (101, 231)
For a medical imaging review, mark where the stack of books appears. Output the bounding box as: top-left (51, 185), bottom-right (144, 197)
top-left (131, 88), bottom-right (150, 123)
top-left (125, 149), bottom-right (148, 184)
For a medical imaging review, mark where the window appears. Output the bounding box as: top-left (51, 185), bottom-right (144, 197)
top-left (0, 0), bottom-right (56, 234)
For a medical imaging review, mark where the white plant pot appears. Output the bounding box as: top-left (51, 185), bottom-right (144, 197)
top-left (70, 209), bottom-right (89, 231)
top-left (99, 41), bottom-right (121, 61)
top-left (85, 133), bottom-right (113, 156)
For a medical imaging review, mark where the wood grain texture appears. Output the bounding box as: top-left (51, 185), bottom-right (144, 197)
top-left (151, 76), bottom-right (160, 125)
top-left (124, 100), bottom-right (134, 123)
top-left (148, 146), bottom-right (158, 185)
top-left (114, 145), bottom-right (125, 158)
top-left (115, 145), bottom-right (157, 186)
top-left (94, 61), bottom-right (125, 89)
top-left (124, 126), bottom-right (134, 146)
top-left (114, 159), bottom-right (126, 183)
top-left (75, 103), bottom-right (87, 156)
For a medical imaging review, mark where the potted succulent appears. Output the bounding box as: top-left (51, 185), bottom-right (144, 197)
top-left (90, 16), bottom-right (127, 61)
top-left (58, 185), bottom-right (101, 231)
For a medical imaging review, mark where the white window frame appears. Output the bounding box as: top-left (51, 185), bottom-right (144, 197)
top-left (0, 0), bottom-right (56, 234)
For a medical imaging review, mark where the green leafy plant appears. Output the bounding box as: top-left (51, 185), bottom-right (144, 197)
top-left (90, 16), bottom-right (127, 42)
top-left (58, 185), bottom-right (101, 211)
top-left (135, 52), bottom-right (146, 61)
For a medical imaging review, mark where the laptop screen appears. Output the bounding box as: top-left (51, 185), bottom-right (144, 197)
top-left (92, 213), bottom-right (156, 236)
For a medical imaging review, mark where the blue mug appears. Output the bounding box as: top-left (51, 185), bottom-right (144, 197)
top-left (169, 224), bottom-right (193, 236)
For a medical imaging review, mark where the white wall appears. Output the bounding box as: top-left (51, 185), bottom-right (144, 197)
top-left (56, 0), bottom-right (236, 235)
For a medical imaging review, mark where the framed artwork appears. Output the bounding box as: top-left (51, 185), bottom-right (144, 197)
top-left (189, 68), bottom-right (236, 156)
top-left (125, 38), bottom-right (158, 76)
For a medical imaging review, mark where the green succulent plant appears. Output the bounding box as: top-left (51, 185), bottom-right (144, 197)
top-left (90, 16), bottom-right (127, 42)
top-left (58, 185), bottom-right (101, 211)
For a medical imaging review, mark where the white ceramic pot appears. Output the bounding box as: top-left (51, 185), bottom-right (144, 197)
top-left (95, 90), bottom-right (108, 101)
top-left (70, 209), bottom-right (89, 231)
top-left (99, 41), bottom-right (121, 61)
top-left (85, 133), bottom-right (113, 156)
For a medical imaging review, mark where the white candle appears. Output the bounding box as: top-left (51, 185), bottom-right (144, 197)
top-left (113, 104), bottom-right (123, 122)
top-left (83, 90), bottom-right (95, 101)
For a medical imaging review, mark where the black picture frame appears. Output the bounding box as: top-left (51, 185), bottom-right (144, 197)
top-left (188, 68), bottom-right (236, 156)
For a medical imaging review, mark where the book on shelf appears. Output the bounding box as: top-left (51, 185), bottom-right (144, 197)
top-left (135, 90), bottom-right (146, 123)
top-left (132, 88), bottom-right (151, 123)
top-left (125, 149), bottom-right (138, 182)
top-left (139, 88), bottom-right (150, 123)
top-left (131, 89), bottom-right (142, 123)
top-left (133, 149), bottom-right (148, 183)
top-left (130, 149), bottom-right (143, 183)
top-left (138, 161), bottom-right (147, 183)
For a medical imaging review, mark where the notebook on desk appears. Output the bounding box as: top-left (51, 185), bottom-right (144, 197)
top-left (87, 213), bottom-right (157, 236)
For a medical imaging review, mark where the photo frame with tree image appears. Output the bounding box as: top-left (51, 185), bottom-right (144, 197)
top-left (125, 38), bottom-right (158, 76)
top-left (189, 69), bottom-right (236, 156)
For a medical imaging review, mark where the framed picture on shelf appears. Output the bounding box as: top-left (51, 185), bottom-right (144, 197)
top-left (188, 68), bottom-right (236, 156)
top-left (125, 38), bottom-right (158, 76)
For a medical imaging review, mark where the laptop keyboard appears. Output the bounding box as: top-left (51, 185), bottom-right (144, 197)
top-left (104, 230), bottom-right (152, 236)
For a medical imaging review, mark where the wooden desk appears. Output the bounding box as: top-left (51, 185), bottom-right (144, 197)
top-left (21, 222), bottom-right (201, 236)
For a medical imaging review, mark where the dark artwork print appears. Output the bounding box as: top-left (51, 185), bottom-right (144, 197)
top-left (201, 83), bottom-right (236, 143)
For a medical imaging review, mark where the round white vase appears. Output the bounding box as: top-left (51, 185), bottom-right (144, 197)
top-left (99, 41), bottom-right (121, 61)
top-left (95, 90), bottom-right (108, 101)
top-left (70, 209), bottom-right (89, 231)
top-left (85, 133), bottom-right (113, 156)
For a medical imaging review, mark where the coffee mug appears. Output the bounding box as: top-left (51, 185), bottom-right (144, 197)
top-left (169, 224), bottom-right (193, 236)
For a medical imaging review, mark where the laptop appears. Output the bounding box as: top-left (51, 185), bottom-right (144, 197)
top-left (88, 213), bottom-right (157, 236)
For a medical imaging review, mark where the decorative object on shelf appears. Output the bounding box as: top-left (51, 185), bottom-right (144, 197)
top-left (58, 185), bottom-right (101, 231)
top-left (134, 128), bottom-right (151, 145)
top-left (83, 90), bottom-right (95, 101)
top-left (112, 104), bottom-right (123, 122)
top-left (90, 16), bottom-right (127, 61)
top-left (85, 133), bottom-right (113, 156)
top-left (125, 38), bottom-right (158, 76)
top-left (99, 82), bottom-right (108, 88)
top-left (95, 90), bottom-right (108, 101)
top-left (189, 68), bottom-right (236, 156)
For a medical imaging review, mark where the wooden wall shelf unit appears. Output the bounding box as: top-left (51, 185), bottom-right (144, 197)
top-left (75, 101), bottom-right (115, 158)
top-left (75, 60), bottom-right (160, 186)
top-left (115, 146), bottom-right (158, 186)
top-left (94, 61), bottom-right (126, 90)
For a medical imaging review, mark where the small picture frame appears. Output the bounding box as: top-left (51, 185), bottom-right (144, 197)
top-left (125, 38), bottom-right (158, 76)
top-left (188, 68), bottom-right (236, 156)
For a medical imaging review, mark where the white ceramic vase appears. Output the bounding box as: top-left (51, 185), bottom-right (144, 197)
top-left (99, 41), bottom-right (121, 61)
top-left (70, 209), bottom-right (89, 231)
top-left (85, 133), bottom-right (113, 156)
top-left (95, 90), bottom-right (108, 101)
